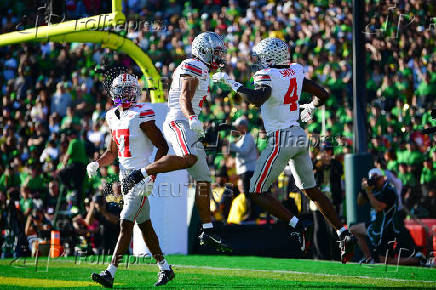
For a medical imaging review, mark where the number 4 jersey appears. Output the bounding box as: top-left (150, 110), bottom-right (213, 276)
top-left (106, 103), bottom-right (156, 170)
top-left (253, 63), bottom-right (305, 134)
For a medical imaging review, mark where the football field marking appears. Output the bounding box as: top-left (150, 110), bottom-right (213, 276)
top-left (173, 264), bottom-right (436, 284)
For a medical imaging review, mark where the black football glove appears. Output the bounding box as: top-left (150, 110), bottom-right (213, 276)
top-left (122, 169), bottom-right (145, 194)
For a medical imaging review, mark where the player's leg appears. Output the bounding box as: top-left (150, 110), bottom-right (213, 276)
top-left (165, 120), bottom-right (231, 252)
top-left (136, 203), bottom-right (175, 286)
top-left (91, 219), bottom-right (133, 288)
top-left (188, 148), bottom-right (232, 252)
top-left (350, 223), bottom-right (372, 262)
top-left (290, 150), bottom-right (356, 263)
top-left (91, 193), bottom-right (147, 287)
top-left (145, 154), bottom-right (197, 174)
top-left (248, 130), bottom-right (295, 223)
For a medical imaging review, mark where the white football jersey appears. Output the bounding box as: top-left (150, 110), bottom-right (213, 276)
top-left (166, 58), bottom-right (210, 122)
top-left (106, 103), bottom-right (156, 170)
top-left (253, 63), bottom-right (305, 134)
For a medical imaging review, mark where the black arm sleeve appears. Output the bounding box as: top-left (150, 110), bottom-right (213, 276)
top-left (236, 85), bottom-right (272, 107)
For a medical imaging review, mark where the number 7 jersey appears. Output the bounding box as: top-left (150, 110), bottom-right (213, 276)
top-left (105, 103), bottom-right (156, 170)
top-left (253, 63), bottom-right (305, 134)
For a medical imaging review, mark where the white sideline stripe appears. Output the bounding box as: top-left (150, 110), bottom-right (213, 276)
top-left (173, 264), bottom-right (436, 284)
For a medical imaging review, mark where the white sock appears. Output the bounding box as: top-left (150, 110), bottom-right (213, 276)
top-left (157, 259), bottom-right (170, 271)
top-left (289, 216), bottom-right (299, 228)
top-left (106, 264), bottom-right (117, 277)
top-left (202, 222), bottom-right (213, 230)
top-left (336, 226), bottom-right (348, 237)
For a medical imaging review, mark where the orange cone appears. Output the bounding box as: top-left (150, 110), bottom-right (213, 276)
top-left (50, 230), bottom-right (61, 258)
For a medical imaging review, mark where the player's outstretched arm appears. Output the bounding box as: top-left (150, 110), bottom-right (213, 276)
top-left (235, 85), bottom-right (272, 107)
top-left (212, 72), bottom-right (272, 106)
top-left (302, 78), bottom-right (329, 106)
top-left (140, 120), bottom-right (169, 162)
top-left (299, 78), bottom-right (330, 122)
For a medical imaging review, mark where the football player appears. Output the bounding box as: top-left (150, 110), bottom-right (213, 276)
top-left (88, 73), bottom-right (175, 287)
top-left (121, 32), bottom-right (231, 253)
top-left (212, 37), bottom-right (356, 263)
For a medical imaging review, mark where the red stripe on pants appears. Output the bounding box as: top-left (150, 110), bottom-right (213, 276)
top-left (255, 131), bottom-right (279, 193)
top-left (170, 121), bottom-right (189, 155)
top-left (133, 196), bottom-right (147, 222)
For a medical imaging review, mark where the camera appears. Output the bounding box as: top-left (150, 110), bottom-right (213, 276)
top-left (93, 195), bottom-right (104, 204)
top-left (367, 178), bottom-right (377, 187)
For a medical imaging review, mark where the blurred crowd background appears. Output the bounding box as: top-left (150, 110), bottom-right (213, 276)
top-left (0, 0), bottom-right (435, 258)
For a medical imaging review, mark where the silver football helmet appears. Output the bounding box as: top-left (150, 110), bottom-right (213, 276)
top-left (252, 38), bottom-right (290, 69)
top-left (110, 73), bottom-right (141, 108)
top-left (191, 32), bottom-right (227, 69)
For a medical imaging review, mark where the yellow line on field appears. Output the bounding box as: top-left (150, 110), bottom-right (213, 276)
top-left (0, 276), bottom-right (93, 288)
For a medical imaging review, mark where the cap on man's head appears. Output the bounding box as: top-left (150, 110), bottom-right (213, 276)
top-left (368, 168), bottom-right (384, 179)
top-left (233, 117), bottom-right (248, 127)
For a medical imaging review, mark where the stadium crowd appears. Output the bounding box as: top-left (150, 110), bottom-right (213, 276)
top-left (0, 0), bottom-right (435, 258)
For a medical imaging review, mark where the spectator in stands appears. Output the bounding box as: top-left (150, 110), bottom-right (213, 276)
top-left (50, 82), bottom-right (72, 118)
top-left (229, 117), bottom-right (257, 218)
top-left (58, 129), bottom-right (88, 209)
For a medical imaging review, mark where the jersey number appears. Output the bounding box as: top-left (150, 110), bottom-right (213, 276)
top-left (283, 77), bottom-right (298, 111)
top-left (112, 129), bottom-right (131, 157)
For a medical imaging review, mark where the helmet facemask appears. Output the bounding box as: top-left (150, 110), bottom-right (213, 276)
top-left (210, 46), bottom-right (227, 70)
top-left (111, 84), bottom-right (140, 109)
top-left (110, 73), bottom-right (141, 109)
top-left (192, 32), bottom-right (227, 70)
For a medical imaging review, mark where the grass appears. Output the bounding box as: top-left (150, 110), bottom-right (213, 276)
top-left (0, 255), bottom-right (434, 289)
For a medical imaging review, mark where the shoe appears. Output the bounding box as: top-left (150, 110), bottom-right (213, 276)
top-left (199, 229), bottom-right (232, 253)
top-left (358, 257), bottom-right (375, 264)
top-left (91, 270), bottom-right (114, 288)
top-left (291, 220), bottom-right (313, 253)
top-left (154, 265), bottom-right (175, 286)
top-left (339, 230), bottom-right (357, 264)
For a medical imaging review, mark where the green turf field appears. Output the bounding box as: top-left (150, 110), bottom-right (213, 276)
top-left (0, 255), bottom-right (435, 289)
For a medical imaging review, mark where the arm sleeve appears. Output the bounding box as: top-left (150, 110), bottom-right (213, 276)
top-left (138, 109), bottom-right (156, 123)
top-left (180, 61), bottom-right (203, 78)
top-left (236, 85), bottom-right (272, 107)
top-left (253, 71), bottom-right (272, 87)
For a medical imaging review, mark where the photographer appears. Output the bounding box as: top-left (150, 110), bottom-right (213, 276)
top-left (25, 207), bottom-right (52, 256)
top-left (350, 168), bottom-right (419, 265)
top-left (84, 183), bottom-right (121, 254)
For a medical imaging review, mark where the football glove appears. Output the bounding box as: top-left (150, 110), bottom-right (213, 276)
top-left (212, 72), bottom-right (242, 92)
top-left (86, 161), bottom-right (100, 178)
top-left (300, 101), bottom-right (316, 122)
top-left (122, 169), bottom-right (146, 195)
top-left (189, 115), bottom-right (205, 138)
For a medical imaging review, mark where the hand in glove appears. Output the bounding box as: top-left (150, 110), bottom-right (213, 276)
top-left (86, 161), bottom-right (100, 178)
top-left (189, 115), bottom-right (205, 138)
top-left (300, 101), bottom-right (316, 122)
top-left (212, 72), bottom-right (242, 92)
